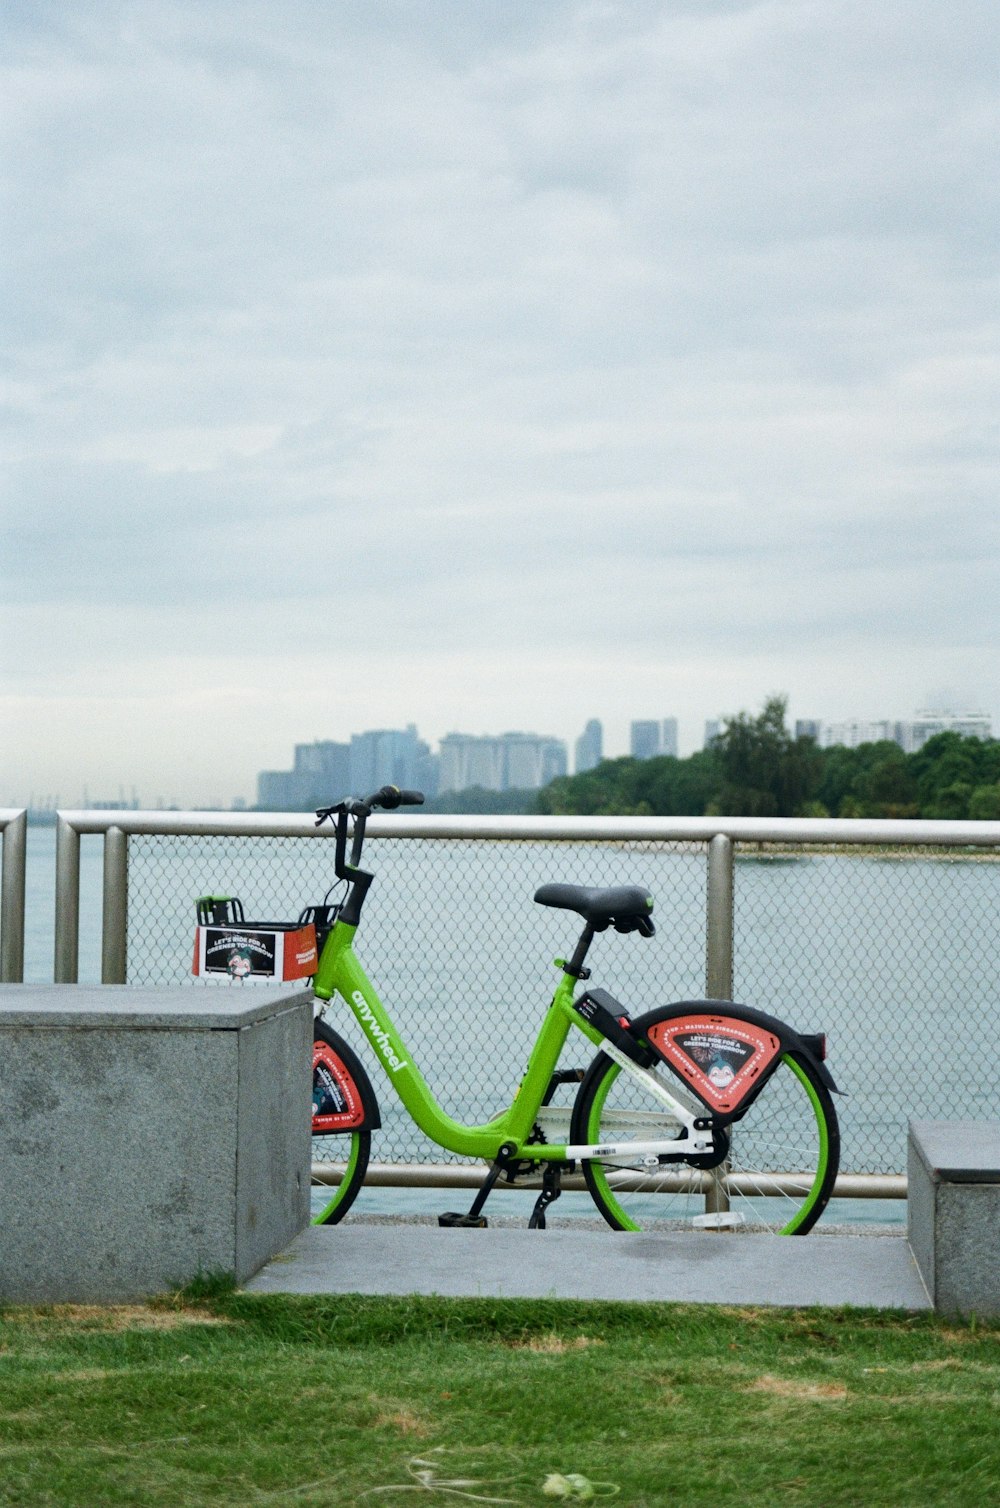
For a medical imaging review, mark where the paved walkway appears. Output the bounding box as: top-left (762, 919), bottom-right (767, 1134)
top-left (246, 1225), bottom-right (931, 1309)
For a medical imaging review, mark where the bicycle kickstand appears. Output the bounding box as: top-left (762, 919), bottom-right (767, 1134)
top-left (528, 1163), bottom-right (563, 1230)
top-left (438, 1143), bottom-right (517, 1229)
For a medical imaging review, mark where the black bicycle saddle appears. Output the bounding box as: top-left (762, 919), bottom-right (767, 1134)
top-left (533, 883), bottom-right (655, 935)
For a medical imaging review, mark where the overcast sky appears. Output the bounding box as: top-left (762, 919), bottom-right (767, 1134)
top-left (2, 0), bottom-right (997, 807)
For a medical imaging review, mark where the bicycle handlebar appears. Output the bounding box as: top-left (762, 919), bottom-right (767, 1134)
top-left (315, 787), bottom-right (425, 898)
top-left (315, 785), bottom-right (425, 825)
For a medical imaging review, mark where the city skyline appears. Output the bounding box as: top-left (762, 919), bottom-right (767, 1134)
top-left (17, 700), bottom-right (995, 812)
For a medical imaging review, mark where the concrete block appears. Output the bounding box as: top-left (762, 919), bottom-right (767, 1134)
top-left (0, 985), bottom-right (312, 1303)
top-left (908, 1120), bottom-right (1000, 1316)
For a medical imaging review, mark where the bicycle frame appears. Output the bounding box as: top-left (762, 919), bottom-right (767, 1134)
top-left (302, 793), bottom-right (840, 1235)
top-left (312, 915), bottom-right (714, 1165)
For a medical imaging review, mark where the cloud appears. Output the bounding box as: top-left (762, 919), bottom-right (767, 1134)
top-left (1, 0), bottom-right (998, 801)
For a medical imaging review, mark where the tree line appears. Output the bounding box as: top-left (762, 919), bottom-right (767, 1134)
top-left (530, 697), bottom-right (1000, 821)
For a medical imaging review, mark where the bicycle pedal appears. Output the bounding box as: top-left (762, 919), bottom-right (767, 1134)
top-left (438, 1212), bottom-right (489, 1228)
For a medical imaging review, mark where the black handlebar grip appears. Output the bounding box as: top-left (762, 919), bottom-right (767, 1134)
top-left (366, 785), bottom-right (425, 810)
top-left (318, 787), bottom-right (426, 823)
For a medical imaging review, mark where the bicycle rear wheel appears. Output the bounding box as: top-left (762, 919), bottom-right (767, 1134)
top-left (572, 1008), bottom-right (839, 1235)
top-left (311, 1016), bottom-right (375, 1225)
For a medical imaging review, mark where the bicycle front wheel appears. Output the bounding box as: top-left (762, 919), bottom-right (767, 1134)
top-left (572, 1012), bottom-right (839, 1235)
top-left (311, 1016), bottom-right (374, 1225)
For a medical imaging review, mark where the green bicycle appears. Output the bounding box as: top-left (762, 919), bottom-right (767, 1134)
top-left (309, 785), bottom-right (841, 1234)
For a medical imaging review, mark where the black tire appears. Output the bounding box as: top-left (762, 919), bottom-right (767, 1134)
top-left (571, 1007), bottom-right (840, 1235)
top-left (311, 1016), bottom-right (374, 1225)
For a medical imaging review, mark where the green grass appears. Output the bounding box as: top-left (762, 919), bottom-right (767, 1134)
top-left (1, 1291), bottom-right (998, 1506)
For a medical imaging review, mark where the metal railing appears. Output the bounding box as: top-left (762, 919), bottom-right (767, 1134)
top-left (51, 808), bottom-right (1000, 1192)
top-left (54, 808), bottom-right (746, 990)
top-left (0, 810), bottom-right (27, 983)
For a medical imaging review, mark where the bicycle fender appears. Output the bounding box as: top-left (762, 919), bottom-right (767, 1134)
top-left (313, 1017), bottom-right (382, 1134)
top-left (628, 1000), bottom-right (840, 1116)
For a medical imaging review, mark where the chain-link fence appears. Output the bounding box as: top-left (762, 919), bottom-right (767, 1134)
top-left (125, 831), bottom-right (707, 1170)
top-left (54, 814), bottom-right (1000, 1181)
top-left (731, 841), bottom-right (1000, 1178)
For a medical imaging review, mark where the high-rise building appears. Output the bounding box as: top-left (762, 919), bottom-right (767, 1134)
top-left (574, 719), bottom-right (603, 773)
top-left (630, 720), bottom-right (661, 760)
top-left (257, 740), bottom-right (350, 809)
top-left (438, 731), bottom-right (568, 793)
top-left (348, 724), bottom-right (434, 793)
top-left (819, 720), bottom-right (899, 750)
top-left (539, 737), bottom-right (569, 786)
top-left (296, 740), bottom-right (349, 800)
top-left (413, 741), bottom-right (440, 799)
top-left (257, 726), bottom-right (439, 809)
top-left (704, 719), bottom-right (723, 748)
top-left (504, 733), bottom-right (567, 789)
top-left (798, 710), bottom-right (992, 754)
top-left (630, 718), bottom-right (679, 760)
top-left (256, 769), bottom-right (303, 809)
top-left (439, 734), bottom-right (505, 793)
top-left (906, 709), bottom-right (992, 751)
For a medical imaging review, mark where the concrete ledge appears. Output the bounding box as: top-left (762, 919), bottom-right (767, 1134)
top-left (247, 1225), bottom-right (931, 1309)
top-left (908, 1120), bottom-right (1000, 1315)
top-left (0, 985), bottom-right (312, 1303)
